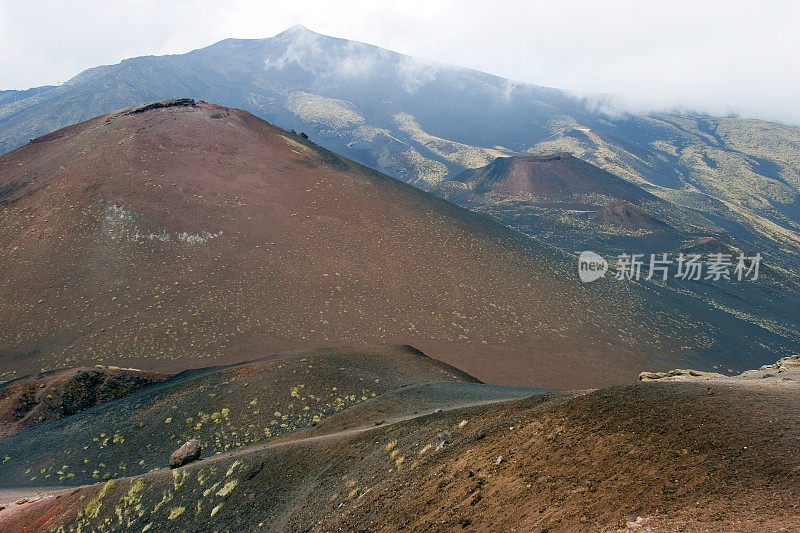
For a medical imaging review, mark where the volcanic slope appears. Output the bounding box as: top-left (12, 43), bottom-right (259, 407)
top-left (1, 25), bottom-right (799, 272)
top-left (0, 366), bottom-right (167, 440)
top-left (434, 153), bottom-right (718, 237)
top-left (0, 345), bottom-right (492, 489)
top-left (2, 355), bottom-right (798, 532)
top-left (434, 153), bottom-right (800, 348)
top-left (0, 100), bottom-right (796, 387)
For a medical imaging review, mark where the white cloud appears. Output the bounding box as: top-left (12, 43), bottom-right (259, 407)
top-left (394, 56), bottom-right (440, 93)
top-left (264, 28), bottom-right (386, 80)
top-left (1, 0), bottom-right (798, 124)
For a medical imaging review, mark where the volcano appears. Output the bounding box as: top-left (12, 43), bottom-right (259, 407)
top-left (0, 100), bottom-right (795, 387)
top-left (439, 153), bottom-right (653, 205)
top-left (432, 153), bottom-right (711, 232)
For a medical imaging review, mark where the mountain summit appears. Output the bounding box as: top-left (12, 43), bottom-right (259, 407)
top-left (433, 152), bottom-right (714, 233)
top-left (438, 153), bottom-right (660, 205)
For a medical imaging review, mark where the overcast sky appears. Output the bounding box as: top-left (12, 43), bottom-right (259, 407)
top-left (1, 0), bottom-right (799, 125)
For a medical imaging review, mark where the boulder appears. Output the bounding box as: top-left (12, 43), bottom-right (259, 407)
top-left (170, 439), bottom-right (202, 468)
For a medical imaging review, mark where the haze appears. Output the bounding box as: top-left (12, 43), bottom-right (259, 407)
top-left (1, 0), bottom-right (798, 125)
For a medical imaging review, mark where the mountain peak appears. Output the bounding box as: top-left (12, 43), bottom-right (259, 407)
top-left (445, 152), bottom-right (649, 203)
top-left (277, 24), bottom-right (316, 37)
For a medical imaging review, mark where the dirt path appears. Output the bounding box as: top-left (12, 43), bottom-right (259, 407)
top-left (0, 393), bottom-right (548, 519)
top-left (161, 394), bottom-right (556, 469)
top-left (0, 486), bottom-right (76, 526)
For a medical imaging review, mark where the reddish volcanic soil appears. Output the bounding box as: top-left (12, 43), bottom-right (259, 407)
top-left (318, 359), bottom-right (800, 532)
top-left (592, 199), bottom-right (669, 232)
top-left (0, 100), bottom-right (791, 388)
top-left (2, 356), bottom-right (798, 533)
top-left (452, 153), bottom-right (653, 207)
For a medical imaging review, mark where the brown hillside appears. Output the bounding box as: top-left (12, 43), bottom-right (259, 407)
top-left (440, 153), bottom-right (655, 207)
top-left (2, 356), bottom-right (797, 532)
top-left (0, 366), bottom-right (166, 440)
top-left (0, 100), bottom-right (793, 387)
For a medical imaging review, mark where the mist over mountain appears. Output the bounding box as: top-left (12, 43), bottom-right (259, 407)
top-left (2, 26), bottom-right (799, 261)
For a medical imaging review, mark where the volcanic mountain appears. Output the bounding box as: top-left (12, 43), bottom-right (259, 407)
top-left (2, 25), bottom-right (798, 259)
top-left (432, 152), bottom-right (727, 231)
top-left (2, 26), bottom-right (798, 352)
top-left (438, 154), bottom-right (657, 204)
top-left (0, 100), bottom-right (796, 388)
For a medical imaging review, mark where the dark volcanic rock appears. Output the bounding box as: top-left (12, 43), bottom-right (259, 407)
top-left (170, 439), bottom-right (202, 468)
top-left (0, 367), bottom-right (168, 440)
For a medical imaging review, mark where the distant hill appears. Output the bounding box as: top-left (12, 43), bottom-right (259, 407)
top-left (432, 152), bottom-right (710, 232)
top-left (0, 100), bottom-right (795, 388)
